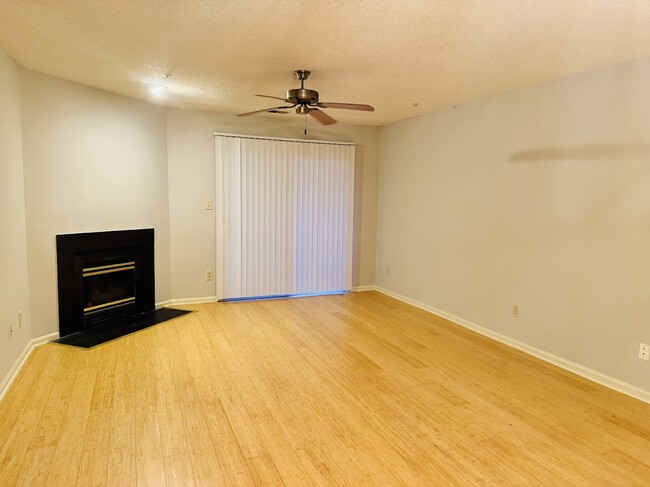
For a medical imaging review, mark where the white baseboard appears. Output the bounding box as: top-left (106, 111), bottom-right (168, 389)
top-left (351, 285), bottom-right (377, 292)
top-left (155, 299), bottom-right (173, 308)
top-left (156, 297), bottom-right (221, 308)
top-left (0, 332), bottom-right (59, 403)
top-left (164, 296), bottom-right (219, 306)
top-left (375, 286), bottom-right (650, 405)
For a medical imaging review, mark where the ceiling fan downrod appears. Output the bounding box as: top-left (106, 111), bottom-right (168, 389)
top-left (294, 69), bottom-right (310, 90)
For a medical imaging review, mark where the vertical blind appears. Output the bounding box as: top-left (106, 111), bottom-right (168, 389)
top-left (215, 134), bottom-right (355, 300)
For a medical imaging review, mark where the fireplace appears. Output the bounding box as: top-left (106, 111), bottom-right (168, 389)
top-left (56, 229), bottom-right (155, 337)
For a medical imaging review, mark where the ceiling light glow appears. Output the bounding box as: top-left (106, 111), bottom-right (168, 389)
top-left (148, 84), bottom-right (168, 97)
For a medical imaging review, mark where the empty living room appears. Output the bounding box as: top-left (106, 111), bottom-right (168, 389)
top-left (1, 1), bottom-right (650, 485)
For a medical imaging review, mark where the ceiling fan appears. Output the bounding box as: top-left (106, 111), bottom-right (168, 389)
top-left (238, 70), bottom-right (374, 128)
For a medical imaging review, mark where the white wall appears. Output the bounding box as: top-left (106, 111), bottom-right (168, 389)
top-left (0, 50), bottom-right (32, 383)
top-left (20, 69), bottom-right (171, 337)
top-left (166, 108), bottom-right (379, 300)
top-left (377, 57), bottom-right (650, 392)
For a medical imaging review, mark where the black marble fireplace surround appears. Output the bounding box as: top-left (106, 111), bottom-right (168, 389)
top-left (56, 229), bottom-right (155, 338)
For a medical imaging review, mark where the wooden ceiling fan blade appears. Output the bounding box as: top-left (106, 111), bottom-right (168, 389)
top-left (318, 102), bottom-right (374, 112)
top-left (308, 108), bottom-right (337, 125)
top-left (256, 94), bottom-right (288, 102)
top-left (238, 105), bottom-right (293, 117)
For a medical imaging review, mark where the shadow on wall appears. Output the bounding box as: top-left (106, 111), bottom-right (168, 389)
top-left (509, 141), bottom-right (650, 162)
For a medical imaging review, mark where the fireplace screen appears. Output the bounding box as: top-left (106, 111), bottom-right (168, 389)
top-left (83, 261), bottom-right (136, 315)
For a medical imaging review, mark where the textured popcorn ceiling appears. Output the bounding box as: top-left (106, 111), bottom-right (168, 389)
top-left (2, 1), bottom-right (650, 126)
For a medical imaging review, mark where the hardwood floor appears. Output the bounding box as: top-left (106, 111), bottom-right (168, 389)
top-left (1, 291), bottom-right (649, 486)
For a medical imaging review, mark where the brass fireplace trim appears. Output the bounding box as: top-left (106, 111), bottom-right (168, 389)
top-left (83, 261), bottom-right (135, 277)
top-left (84, 296), bottom-right (136, 313)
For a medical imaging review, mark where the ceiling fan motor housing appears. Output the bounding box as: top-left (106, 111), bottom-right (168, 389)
top-left (286, 88), bottom-right (319, 106)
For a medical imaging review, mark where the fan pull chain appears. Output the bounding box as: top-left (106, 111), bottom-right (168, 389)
top-left (304, 114), bottom-right (307, 136)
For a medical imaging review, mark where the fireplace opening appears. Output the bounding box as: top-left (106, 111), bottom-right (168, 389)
top-left (83, 260), bottom-right (137, 326)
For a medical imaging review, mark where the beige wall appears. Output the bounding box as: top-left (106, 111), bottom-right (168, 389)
top-left (19, 69), bottom-right (172, 337)
top-left (0, 50), bottom-right (32, 383)
top-left (377, 57), bottom-right (650, 392)
top-left (166, 108), bottom-right (379, 300)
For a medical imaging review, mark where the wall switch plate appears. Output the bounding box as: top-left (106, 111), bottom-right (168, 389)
top-left (205, 270), bottom-right (214, 281)
top-left (386, 266), bottom-right (390, 276)
top-left (640, 343), bottom-right (650, 360)
top-left (205, 199), bottom-right (213, 210)
top-left (18, 310), bottom-right (22, 329)
top-left (512, 304), bottom-right (520, 317)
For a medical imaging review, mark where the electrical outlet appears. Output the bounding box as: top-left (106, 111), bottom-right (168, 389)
top-left (205, 270), bottom-right (214, 281)
top-left (205, 199), bottom-right (213, 210)
top-left (640, 343), bottom-right (650, 361)
top-left (18, 310), bottom-right (22, 329)
top-left (512, 304), bottom-right (520, 317)
top-left (8, 323), bottom-right (13, 340)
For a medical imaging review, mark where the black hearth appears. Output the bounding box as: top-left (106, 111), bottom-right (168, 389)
top-left (56, 229), bottom-right (155, 337)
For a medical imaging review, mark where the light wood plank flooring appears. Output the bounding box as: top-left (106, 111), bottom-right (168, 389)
top-left (1, 291), bottom-right (649, 486)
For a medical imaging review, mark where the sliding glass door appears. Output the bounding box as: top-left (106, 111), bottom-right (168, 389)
top-left (215, 134), bottom-right (355, 300)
